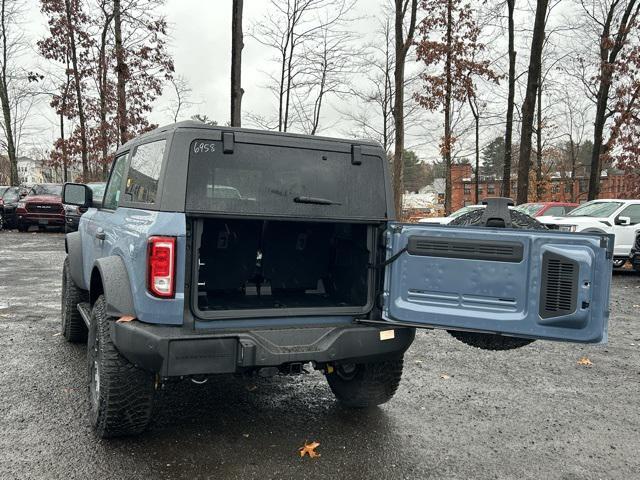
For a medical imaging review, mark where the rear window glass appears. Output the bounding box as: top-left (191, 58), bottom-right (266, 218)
top-left (186, 139), bottom-right (387, 219)
top-left (125, 139), bottom-right (166, 204)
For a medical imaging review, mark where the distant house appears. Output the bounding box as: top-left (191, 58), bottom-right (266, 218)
top-left (17, 157), bottom-right (74, 184)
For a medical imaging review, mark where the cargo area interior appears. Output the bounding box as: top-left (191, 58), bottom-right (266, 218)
top-left (195, 218), bottom-right (372, 314)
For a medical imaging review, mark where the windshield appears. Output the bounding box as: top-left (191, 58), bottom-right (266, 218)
top-left (88, 183), bottom-right (106, 200)
top-left (30, 184), bottom-right (62, 196)
top-left (567, 201), bottom-right (622, 218)
top-left (515, 203), bottom-right (544, 216)
top-left (449, 206), bottom-right (480, 218)
top-left (2, 187), bottom-right (19, 203)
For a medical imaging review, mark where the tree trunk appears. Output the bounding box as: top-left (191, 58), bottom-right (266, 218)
top-left (502, 0), bottom-right (515, 198)
top-left (114, 0), bottom-right (127, 145)
top-left (60, 113), bottom-right (67, 183)
top-left (536, 68), bottom-right (543, 200)
top-left (64, 0), bottom-right (88, 181)
top-left (588, 80), bottom-right (610, 200)
top-left (230, 0), bottom-right (244, 127)
top-left (392, 0), bottom-right (417, 219)
top-left (98, 13), bottom-right (112, 179)
top-left (516, 0), bottom-right (548, 205)
top-left (0, 0), bottom-right (16, 185)
top-left (443, 0), bottom-right (453, 214)
top-left (472, 100), bottom-right (480, 203)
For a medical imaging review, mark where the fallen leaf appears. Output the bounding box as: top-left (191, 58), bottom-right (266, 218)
top-left (116, 315), bottom-right (136, 323)
top-left (299, 441), bottom-right (321, 458)
top-left (577, 356), bottom-right (593, 366)
top-left (440, 373), bottom-right (450, 380)
top-left (52, 332), bottom-right (61, 337)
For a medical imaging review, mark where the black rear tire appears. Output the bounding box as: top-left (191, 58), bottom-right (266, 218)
top-left (445, 208), bottom-right (544, 351)
top-left (326, 357), bottom-right (403, 408)
top-left (61, 257), bottom-right (89, 342)
top-left (17, 223), bottom-right (27, 232)
top-left (88, 295), bottom-right (155, 438)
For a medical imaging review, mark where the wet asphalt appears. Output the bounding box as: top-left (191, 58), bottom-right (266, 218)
top-left (0, 230), bottom-right (639, 480)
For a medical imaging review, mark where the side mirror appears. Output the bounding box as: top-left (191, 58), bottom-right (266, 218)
top-left (63, 183), bottom-right (92, 208)
top-left (615, 216), bottom-right (631, 226)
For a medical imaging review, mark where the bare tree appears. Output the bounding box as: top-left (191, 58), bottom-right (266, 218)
top-left (250, 0), bottom-right (354, 132)
top-left (0, 0), bottom-right (27, 185)
top-left (516, 0), bottom-right (549, 205)
top-left (231, 0), bottom-right (244, 127)
top-left (392, 0), bottom-right (417, 218)
top-left (501, 0), bottom-right (516, 198)
top-left (167, 75), bottom-right (194, 123)
top-left (293, 19), bottom-right (362, 135)
top-left (575, 0), bottom-right (640, 199)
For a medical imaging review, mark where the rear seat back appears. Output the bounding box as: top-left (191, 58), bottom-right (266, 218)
top-left (262, 221), bottom-right (333, 291)
top-left (199, 220), bottom-right (261, 292)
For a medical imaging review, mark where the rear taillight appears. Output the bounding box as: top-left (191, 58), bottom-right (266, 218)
top-left (148, 236), bottom-right (176, 298)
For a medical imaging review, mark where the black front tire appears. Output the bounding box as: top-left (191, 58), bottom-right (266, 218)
top-left (445, 208), bottom-right (542, 351)
top-left (612, 258), bottom-right (627, 269)
top-left (61, 257), bottom-right (89, 342)
top-left (17, 223), bottom-right (27, 232)
top-left (88, 295), bottom-right (155, 438)
top-left (326, 358), bottom-right (403, 408)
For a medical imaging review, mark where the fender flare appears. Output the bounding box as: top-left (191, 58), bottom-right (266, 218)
top-left (65, 232), bottom-right (87, 290)
top-left (92, 256), bottom-right (136, 318)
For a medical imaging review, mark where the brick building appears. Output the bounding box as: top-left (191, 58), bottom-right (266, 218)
top-left (451, 163), bottom-right (632, 211)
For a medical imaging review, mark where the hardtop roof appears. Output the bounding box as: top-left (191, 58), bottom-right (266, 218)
top-left (120, 121), bottom-right (381, 151)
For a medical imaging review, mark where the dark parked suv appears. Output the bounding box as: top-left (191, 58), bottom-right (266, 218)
top-left (0, 186), bottom-right (20, 229)
top-left (631, 231), bottom-right (640, 272)
top-left (61, 122), bottom-right (613, 438)
top-left (16, 183), bottom-right (64, 231)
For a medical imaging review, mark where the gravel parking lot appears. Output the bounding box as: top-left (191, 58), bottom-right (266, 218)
top-left (0, 230), bottom-right (639, 480)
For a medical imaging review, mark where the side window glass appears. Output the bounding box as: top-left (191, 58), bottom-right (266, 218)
top-left (620, 204), bottom-right (640, 224)
top-left (102, 153), bottom-right (129, 210)
top-left (545, 206), bottom-right (565, 216)
top-left (125, 139), bottom-right (166, 204)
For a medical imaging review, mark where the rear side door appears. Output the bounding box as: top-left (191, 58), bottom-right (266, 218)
top-left (382, 224), bottom-right (613, 343)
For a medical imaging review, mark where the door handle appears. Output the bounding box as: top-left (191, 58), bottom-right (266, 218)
top-left (95, 229), bottom-right (106, 240)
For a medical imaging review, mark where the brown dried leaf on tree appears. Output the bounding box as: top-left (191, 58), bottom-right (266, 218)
top-left (299, 441), bottom-right (321, 458)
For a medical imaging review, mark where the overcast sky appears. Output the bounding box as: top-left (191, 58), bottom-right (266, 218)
top-left (17, 0), bottom-right (588, 164)
top-left (21, 0), bottom-right (403, 155)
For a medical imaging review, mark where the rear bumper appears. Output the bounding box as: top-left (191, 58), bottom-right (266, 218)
top-left (111, 321), bottom-right (415, 377)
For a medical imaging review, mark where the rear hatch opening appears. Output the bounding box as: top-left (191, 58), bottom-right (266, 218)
top-left (191, 218), bottom-right (376, 319)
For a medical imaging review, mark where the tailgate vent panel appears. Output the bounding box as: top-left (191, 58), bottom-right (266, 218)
top-left (407, 236), bottom-right (523, 262)
top-left (540, 253), bottom-right (578, 318)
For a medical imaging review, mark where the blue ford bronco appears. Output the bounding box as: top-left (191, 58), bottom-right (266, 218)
top-left (61, 121), bottom-right (613, 437)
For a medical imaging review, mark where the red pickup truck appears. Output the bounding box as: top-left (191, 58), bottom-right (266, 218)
top-left (16, 183), bottom-right (65, 232)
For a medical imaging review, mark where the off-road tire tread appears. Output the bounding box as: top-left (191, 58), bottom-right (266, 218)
top-left (327, 358), bottom-right (403, 408)
top-left (61, 257), bottom-right (89, 342)
top-left (444, 208), bottom-right (544, 351)
top-left (89, 296), bottom-right (154, 438)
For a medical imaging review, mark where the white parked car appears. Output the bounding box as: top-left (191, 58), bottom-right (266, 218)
top-left (418, 205), bottom-right (483, 225)
top-left (538, 199), bottom-right (640, 268)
